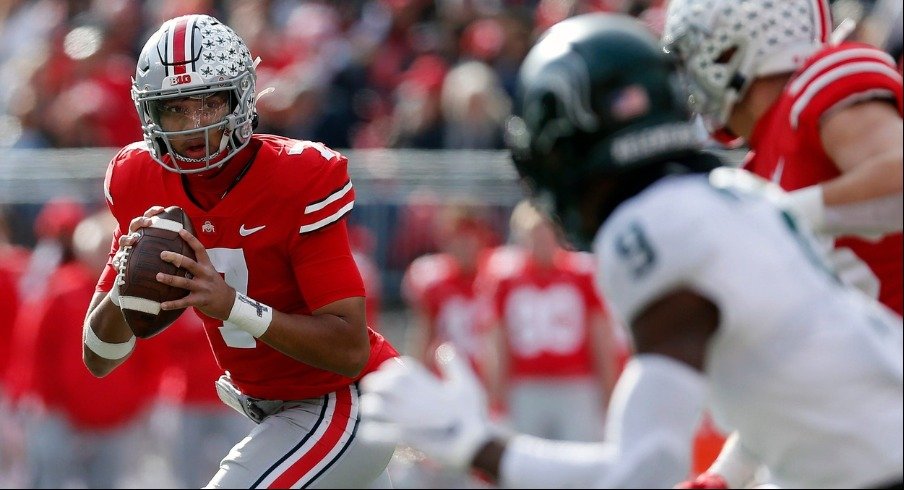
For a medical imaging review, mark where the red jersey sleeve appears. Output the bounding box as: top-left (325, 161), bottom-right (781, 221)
top-left (788, 43), bottom-right (903, 138)
top-left (295, 143), bottom-right (356, 234)
top-left (96, 144), bottom-right (144, 293)
top-left (289, 142), bottom-right (364, 310)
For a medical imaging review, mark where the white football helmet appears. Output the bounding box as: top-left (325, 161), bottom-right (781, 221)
top-left (132, 14), bottom-right (257, 173)
top-left (662, 0), bottom-right (833, 134)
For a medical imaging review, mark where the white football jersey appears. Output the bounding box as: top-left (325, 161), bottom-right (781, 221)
top-left (594, 171), bottom-right (903, 489)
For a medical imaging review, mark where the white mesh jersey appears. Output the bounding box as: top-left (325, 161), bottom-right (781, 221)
top-left (594, 171), bottom-right (903, 489)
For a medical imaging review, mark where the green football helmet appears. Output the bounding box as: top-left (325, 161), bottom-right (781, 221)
top-left (507, 12), bottom-right (708, 249)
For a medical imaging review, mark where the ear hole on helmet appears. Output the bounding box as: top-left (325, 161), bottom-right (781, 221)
top-left (714, 46), bottom-right (738, 65)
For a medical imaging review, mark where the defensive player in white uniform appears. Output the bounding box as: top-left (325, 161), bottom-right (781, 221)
top-left (358, 13), bottom-right (904, 489)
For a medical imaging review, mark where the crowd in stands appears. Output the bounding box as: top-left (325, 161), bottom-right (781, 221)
top-left (0, 0), bottom-right (676, 152)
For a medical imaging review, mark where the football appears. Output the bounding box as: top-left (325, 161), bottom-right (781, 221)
top-left (119, 206), bottom-right (195, 339)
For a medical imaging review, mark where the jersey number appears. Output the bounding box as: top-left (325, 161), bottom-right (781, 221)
top-left (614, 222), bottom-right (657, 278)
top-left (207, 248), bottom-right (257, 348)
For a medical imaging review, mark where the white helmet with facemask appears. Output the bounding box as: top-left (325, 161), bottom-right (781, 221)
top-left (662, 0), bottom-right (834, 137)
top-left (132, 14), bottom-right (257, 173)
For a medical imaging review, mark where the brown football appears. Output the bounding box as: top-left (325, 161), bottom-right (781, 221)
top-left (119, 206), bottom-right (195, 338)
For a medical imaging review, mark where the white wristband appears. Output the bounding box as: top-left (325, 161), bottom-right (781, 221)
top-left (83, 323), bottom-right (135, 360)
top-left (227, 292), bottom-right (273, 338)
top-left (784, 185), bottom-right (826, 232)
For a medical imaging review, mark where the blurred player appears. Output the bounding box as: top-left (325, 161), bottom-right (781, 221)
top-left (663, 1), bottom-right (903, 485)
top-left (358, 13), bottom-right (904, 489)
top-left (481, 199), bottom-right (619, 442)
top-left (402, 202), bottom-right (495, 379)
top-left (398, 202), bottom-right (496, 489)
top-left (81, 14), bottom-right (398, 488)
top-left (663, 0), bottom-right (903, 316)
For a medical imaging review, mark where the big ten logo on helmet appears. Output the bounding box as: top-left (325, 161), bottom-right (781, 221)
top-left (170, 74), bottom-right (193, 86)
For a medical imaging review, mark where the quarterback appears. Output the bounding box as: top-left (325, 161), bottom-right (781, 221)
top-left (358, 13), bottom-right (904, 489)
top-left (81, 14), bottom-right (398, 488)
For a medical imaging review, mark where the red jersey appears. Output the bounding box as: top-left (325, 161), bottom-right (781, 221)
top-left (402, 253), bottom-right (483, 365)
top-left (483, 248), bottom-right (604, 380)
top-left (14, 263), bottom-right (159, 429)
top-left (98, 135), bottom-right (398, 400)
top-left (744, 42), bottom-right (904, 315)
top-left (0, 268), bottom-right (19, 388)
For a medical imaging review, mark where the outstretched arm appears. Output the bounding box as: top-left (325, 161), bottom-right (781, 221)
top-left (360, 288), bottom-right (719, 488)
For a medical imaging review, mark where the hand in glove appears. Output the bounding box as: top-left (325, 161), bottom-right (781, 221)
top-left (359, 344), bottom-right (493, 471)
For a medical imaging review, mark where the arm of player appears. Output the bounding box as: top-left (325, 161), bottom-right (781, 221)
top-left (790, 101), bottom-right (903, 236)
top-left (156, 228), bottom-right (371, 377)
top-left (83, 206), bottom-right (168, 377)
top-left (483, 322), bottom-right (510, 413)
top-left (360, 286), bottom-right (715, 488)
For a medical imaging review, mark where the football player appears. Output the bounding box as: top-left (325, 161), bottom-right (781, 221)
top-left (663, 1), bottom-right (903, 486)
top-left (480, 199), bottom-right (619, 442)
top-left (81, 15), bottom-right (398, 488)
top-left (662, 0), bottom-right (903, 316)
top-left (401, 202), bottom-right (493, 378)
top-left (357, 12), bottom-right (904, 489)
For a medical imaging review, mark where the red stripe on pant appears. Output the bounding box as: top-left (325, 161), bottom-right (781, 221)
top-left (269, 387), bottom-right (353, 488)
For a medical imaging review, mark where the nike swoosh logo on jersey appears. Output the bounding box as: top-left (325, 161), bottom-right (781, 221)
top-left (239, 224), bottom-right (266, 236)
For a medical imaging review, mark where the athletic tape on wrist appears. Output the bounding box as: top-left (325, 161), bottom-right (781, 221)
top-left (227, 292), bottom-right (273, 338)
top-left (83, 323), bottom-right (135, 360)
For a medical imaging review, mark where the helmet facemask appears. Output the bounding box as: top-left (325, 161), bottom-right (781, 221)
top-left (664, 24), bottom-right (754, 134)
top-left (663, 0), bottom-right (832, 136)
top-left (131, 15), bottom-right (257, 174)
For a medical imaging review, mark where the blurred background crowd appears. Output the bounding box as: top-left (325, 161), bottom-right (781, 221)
top-left (0, 0), bottom-right (901, 488)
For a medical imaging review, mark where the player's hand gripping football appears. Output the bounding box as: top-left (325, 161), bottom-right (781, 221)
top-left (359, 344), bottom-right (493, 470)
top-left (119, 205), bottom-right (235, 321)
top-left (154, 222), bottom-right (235, 321)
top-left (110, 205), bottom-right (170, 307)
